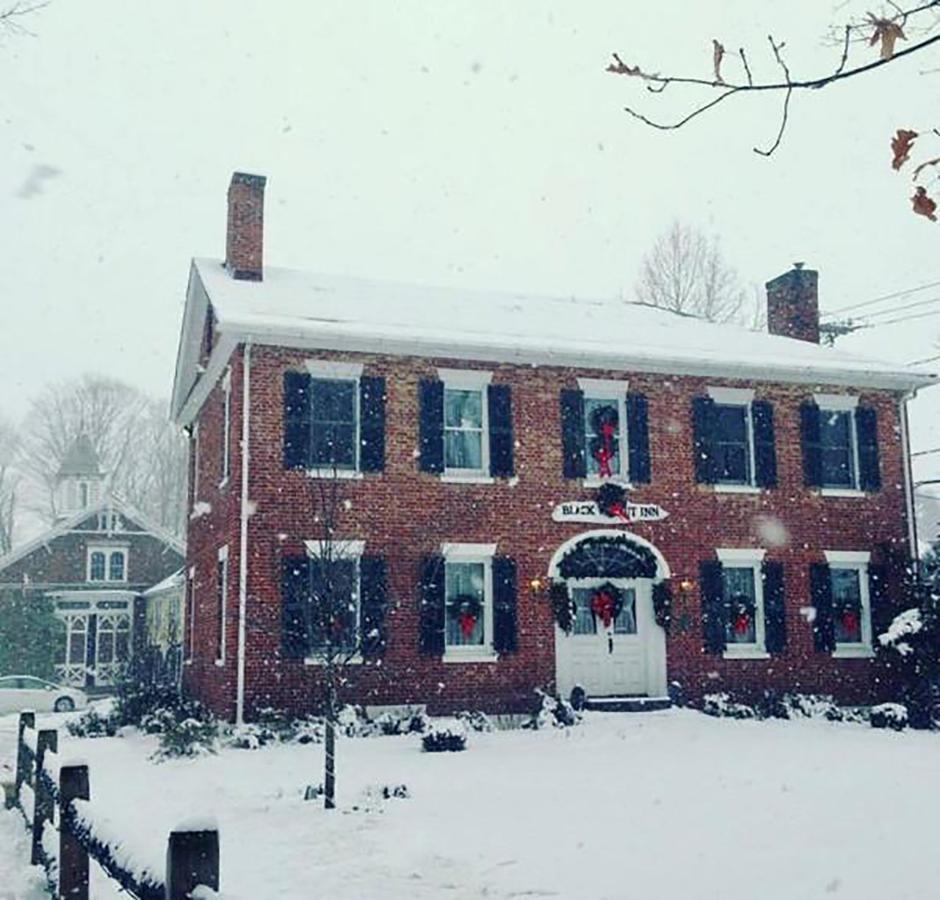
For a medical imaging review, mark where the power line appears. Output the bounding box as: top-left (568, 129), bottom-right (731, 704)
top-left (908, 352), bottom-right (940, 366)
top-left (821, 279), bottom-right (940, 319)
top-left (850, 308), bottom-right (940, 330)
top-left (912, 447), bottom-right (940, 458)
top-left (847, 295), bottom-right (940, 323)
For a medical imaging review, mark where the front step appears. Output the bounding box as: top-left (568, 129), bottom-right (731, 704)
top-left (584, 695), bottom-right (672, 713)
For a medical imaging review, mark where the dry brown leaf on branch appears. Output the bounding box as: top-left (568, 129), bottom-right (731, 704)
top-left (912, 186), bottom-right (938, 222)
top-left (713, 39), bottom-right (725, 84)
top-left (868, 16), bottom-right (906, 60)
top-left (913, 156), bottom-right (940, 181)
top-left (891, 129), bottom-right (918, 170)
top-left (606, 53), bottom-right (643, 77)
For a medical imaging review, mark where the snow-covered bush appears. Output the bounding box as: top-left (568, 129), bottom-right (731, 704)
top-left (525, 690), bottom-right (581, 729)
top-left (702, 692), bottom-right (757, 719)
top-left (870, 703), bottom-right (909, 731)
top-left (66, 707), bottom-right (118, 738)
top-left (456, 710), bottom-right (494, 733)
top-left (421, 720), bottom-right (467, 752)
top-left (154, 716), bottom-right (219, 760)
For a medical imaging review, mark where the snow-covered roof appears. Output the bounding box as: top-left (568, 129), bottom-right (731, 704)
top-left (171, 257), bottom-right (936, 422)
top-left (142, 568), bottom-right (185, 597)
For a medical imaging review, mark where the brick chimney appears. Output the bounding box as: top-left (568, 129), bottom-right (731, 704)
top-left (766, 262), bottom-right (819, 344)
top-left (225, 172), bottom-right (267, 281)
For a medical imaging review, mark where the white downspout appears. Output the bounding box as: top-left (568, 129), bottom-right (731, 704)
top-left (900, 389), bottom-right (919, 567)
top-left (236, 342), bottom-right (252, 725)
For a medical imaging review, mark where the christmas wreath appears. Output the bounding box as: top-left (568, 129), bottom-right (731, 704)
top-left (549, 581), bottom-right (576, 634)
top-left (728, 596), bottom-right (753, 638)
top-left (839, 608), bottom-right (860, 636)
top-left (449, 593), bottom-right (483, 639)
top-left (596, 482), bottom-right (629, 520)
top-left (590, 582), bottom-right (624, 630)
top-left (589, 403), bottom-right (619, 478)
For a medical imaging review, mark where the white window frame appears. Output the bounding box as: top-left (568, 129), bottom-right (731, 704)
top-left (814, 394), bottom-right (863, 497)
top-left (216, 545), bottom-right (229, 665)
top-left (578, 378), bottom-right (630, 487)
top-left (220, 369), bottom-right (232, 488)
top-left (824, 550), bottom-right (873, 657)
top-left (304, 360), bottom-right (364, 479)
top-left (441, 542), bottom-right (497, 662)
top-left (302, 538), bottom-right (364, 665)
top-left (716, 547), bottom-right (768, 659)
top-left (86, 545), bottom-right (129, 583)
top-left (185, 566), bottom-right (196, 664)
top-left (191, 422), bottom-right (200, 510)
top-left (439, 369), bottom-right (493, 483)
top-left (708, 387), bottom-right (759, 494)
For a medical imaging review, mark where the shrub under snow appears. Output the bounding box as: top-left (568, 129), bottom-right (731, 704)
top-left (870, 703), bottom-right (909, 731)
top-left (421, 720), bottom-right (468, 752)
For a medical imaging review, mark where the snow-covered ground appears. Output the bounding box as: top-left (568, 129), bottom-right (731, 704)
top-left (1, 708), bottom-right (938, 899)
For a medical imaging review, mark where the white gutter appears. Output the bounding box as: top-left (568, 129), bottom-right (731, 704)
top-left (235, 341), bottom-right (252, 725)
top-left (900, 389), bottom-right (919, 567)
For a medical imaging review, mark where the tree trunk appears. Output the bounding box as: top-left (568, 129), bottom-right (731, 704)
top-left (324, 671), bottom-right (337, 810)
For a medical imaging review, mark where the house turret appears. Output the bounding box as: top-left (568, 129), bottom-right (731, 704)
top-left (55, 433), bottom-right (105, 519)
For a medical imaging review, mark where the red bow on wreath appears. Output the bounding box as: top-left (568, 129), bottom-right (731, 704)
top-left (733, 613), bottom-right (751, 637)
top-left (591, 590), bottom-right (617, 630)
top-left (459, 612), bottom-right (478, 639)
top-left (841, 610), bottom-right (859, 635)
top-left (594, 421), bottom-right (617, 478)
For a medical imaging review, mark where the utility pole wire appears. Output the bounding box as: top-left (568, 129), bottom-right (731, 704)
top-left (822, 279), bottom-right (940, 318)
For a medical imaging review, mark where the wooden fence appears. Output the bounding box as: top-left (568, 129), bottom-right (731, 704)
top-left (11, 710), bottom-right (220, 900)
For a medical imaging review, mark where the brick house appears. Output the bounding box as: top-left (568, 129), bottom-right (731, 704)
top-left (170, 171), bottom-right (935, 722)
top-left (0, 435), bottom-right (185, 688)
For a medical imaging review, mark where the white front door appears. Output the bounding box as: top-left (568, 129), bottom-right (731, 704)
top-left (555, 579), bottom-right (662, 698)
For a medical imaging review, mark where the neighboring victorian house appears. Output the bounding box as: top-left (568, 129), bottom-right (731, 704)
top-left (170, 171), bottom-right (936, 722)
top-left (0, 435), bottom-right (185, 689)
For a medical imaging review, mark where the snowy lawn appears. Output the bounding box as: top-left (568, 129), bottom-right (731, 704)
top-left (1, 709), bottom-right (938, 899)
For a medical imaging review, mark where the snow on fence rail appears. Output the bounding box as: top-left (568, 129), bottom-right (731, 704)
top-left (11, 711), bottom-right (220, 900)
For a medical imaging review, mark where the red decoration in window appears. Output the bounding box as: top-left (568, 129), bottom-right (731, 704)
top-left (591, 589), bottom-right (617, 630)
top-left (459, 612), bottom-right (478, 639)
top-left (841, 610), bottom-right (859, 636)
top-left (733, 613), bottom-right (751, 636)
top-left (594, 421), bottom-right (617, 478)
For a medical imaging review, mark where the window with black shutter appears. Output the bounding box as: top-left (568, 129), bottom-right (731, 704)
top-left (697, 391), bottom-right (776, 489)
top-left (700, 560), bottom-right (726, 653)
top-left (806, 397), bottom-right (879, 493)
top-left (492, 557), bottom-right (518, 653)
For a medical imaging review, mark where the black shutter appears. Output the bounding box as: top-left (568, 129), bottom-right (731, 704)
top-left (488, 384), bottom-right (515, 478)
top-left (762, 560), bottom-right (786, 653)
top-left (493, 556), bottom-right (518, 653)
top-left (752, 400), bottom-right (778, 489)
top-left (418, 380), bottom-right (444, 474)
top-left (856, 406), bottom-right (881, 492)
top-left (800, 401), bottom-right (823, 488)
top-left (359, 376), bottom-right (386, 473)
top-left (281, 555), bottom-right (310, 660)
top-left (700, 560), bottom-right (726, 653)
top-left (810, 563), bottom-right (834, 652)
top-left (868, 563), bottom-right (890, 646)
top-left (419, 555), bottom-right (445, 655)
top-left (283, 372), bottom-right (311, 470)
top-left (626, 393), bottom-right (651, 484)
top-left (692, 396), bottom-right (718, 484)
top-left (359, 556), bottom-right (388, 656)
top-left (560, 389), bottom-right (586, 478)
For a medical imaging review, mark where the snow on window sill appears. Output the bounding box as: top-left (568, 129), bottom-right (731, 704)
top-left (722, 647), bottom-right (770, 660)
top-left (442, 650), bottom-right (499, 664)
top-left (306, 468), bottom-right (363, 480)
top-left (214, 658), bottom-right (225, 668)
top-left (820, 488), bottom-right (865, 498)
top-left (714, 483), bottom-right (761, 495)
top-left (304, 654), bottom-right (363, 666)
top-left (440, 473), bottom-right (495, 485)
top-left (582, 477), bottom-right (631, 490)
top-left (832, 645), bottom-right (874, 659)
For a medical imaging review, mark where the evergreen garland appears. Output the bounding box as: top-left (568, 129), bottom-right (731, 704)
top-left (652, 580), bottom-right (672, 633)
top-left (549, 581), bottom-right (576, 633)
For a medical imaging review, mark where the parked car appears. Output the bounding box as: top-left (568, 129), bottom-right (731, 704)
top-left (0, 676), bottom-right (88, 714)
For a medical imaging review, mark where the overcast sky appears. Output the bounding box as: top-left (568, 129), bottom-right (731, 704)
top-left (1, 1), bottom-right (938, 478)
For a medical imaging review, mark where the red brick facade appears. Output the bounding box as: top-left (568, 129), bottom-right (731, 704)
top-left (183, 342), bottom-right (912, 720)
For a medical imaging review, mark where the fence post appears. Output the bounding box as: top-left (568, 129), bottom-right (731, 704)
top-left (31, 728), bottom-right (57, 865)
top-left (58, 764), bottom-right (90, 900)
top-left (15, 710), bottom-right (35, 797)
top-left (165, 826), bottom-right (219, 899)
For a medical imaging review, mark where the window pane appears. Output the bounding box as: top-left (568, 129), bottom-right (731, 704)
top-left (570, 588), bottom-right (596, 635)
top-left (444, 390), bottom-right (482, 429)
top-left (444, 430), bottom-right (483, 470)
top-left (68, 631), bottom-right (86, 665)
top-left (820, 411), bottom-right (854, 488)
top-left (714, 405), bottom-right (750, 484)
top-left (309, 559), bottom-right (357, 651)
top-left (310, 380), bottom-right (357, 469)
top-left (445, 562), bottom-right (485, 646)
top-left (584, 398), bottom-right (621, 477)
top-left (831, 568), bottom-right (863, 643)
top-left (97, 631), bottom-right (114, 665)
top-left (723, 567), bottom-right (757, 644)
top-left (90, 552), bottom-right (106, 581)
top-left (109, 552), bottom-right (125, 581)
top-left (613, 588), bottom-right (637, 634)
